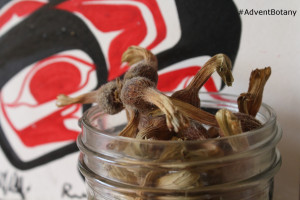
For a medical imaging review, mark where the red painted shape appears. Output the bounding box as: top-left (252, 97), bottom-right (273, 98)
top-left (203, 75), bottom-right (218, 92)
top-left (157, 66), bottom-right (200, 92)
top-left (30, 62), bottom-right (81, 104)
top-left (56, 0), bottom-right (166, 81)
top-left (0, 93), bottom-right (80, 147)
top-left (133, 0), bottom-right (167, 49)
top-left (19, 105), bottom-right (81, 147)
top-left (1, 55), bottom-right (95, 147)
top-left (0, 1), bottom-right (45, 29)
top-left (6, 55), bottom-right (95, 108)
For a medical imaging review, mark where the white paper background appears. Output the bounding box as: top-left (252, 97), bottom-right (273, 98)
top-left (227, 1), bottom-right (300, 199)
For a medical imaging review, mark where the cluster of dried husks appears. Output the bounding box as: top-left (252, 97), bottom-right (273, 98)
top-left (56, 46), bottom-right (271, 198)
top-left (56, 46), bottom-right (270, 142)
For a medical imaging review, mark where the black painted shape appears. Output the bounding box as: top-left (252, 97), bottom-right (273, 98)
top-left (0, 0), bottom-right (242, 170)
top-left (0, 0), bottom-right (10, 9)
top-left (0, 2), bottom-right (107, 169)
top-left (0, 4), bottom-right (107, 87)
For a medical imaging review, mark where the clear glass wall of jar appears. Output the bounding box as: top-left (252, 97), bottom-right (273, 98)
top-left (77, 93), bottom-right (282, 200)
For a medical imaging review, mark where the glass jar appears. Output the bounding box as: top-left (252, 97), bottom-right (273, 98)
top-left (77, 93), bottom-right (282, 200)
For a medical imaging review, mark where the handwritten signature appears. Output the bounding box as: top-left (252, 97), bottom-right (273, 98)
top-left (62, 183), bottom-right (86, 199)
top-left (0, 171), bottom-right (30, 200)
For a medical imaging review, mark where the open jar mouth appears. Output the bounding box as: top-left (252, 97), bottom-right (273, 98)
top-left (78, 92), bottom-right (280, 152)
top-left (80, 92), bottom-right (277, 142)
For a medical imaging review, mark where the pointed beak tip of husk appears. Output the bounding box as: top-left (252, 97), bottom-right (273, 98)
top-left (223, 75), bottom-right (234, 87)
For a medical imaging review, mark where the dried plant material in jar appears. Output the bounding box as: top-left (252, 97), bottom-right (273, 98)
top-left (156, 170), bottom-right (201, 190)
top-left (156, 143), bottom-right (184, 162)
top-left (137, 54), bottom-right (234, 141)
top-left (156, 196), bottom-right (202, 200)
top-left (119, 46), bottom-right (161, 138)
top-left (122, 46), bottom-right (157, 70)
top-left (120, 77), bottom-right (189, 133)
top-left (182, 141), bottom-right (224, 160)
top-left (216, 109), bottom-right (249, 151)
top-left (207, 126), bottom-right (220, 138)
top-left (179, 119), bottom-right (209, 140)
top-left (136, 116), bottom-right (174, 140)
top-left (56, 78), bottom-right (124, 115)
top-left (70, 46), bottom-right (280, 200)
top-left (106, 165), bottom-right (138, 185)
top-left (122, 140), bottom-right (161, 159)
top-left (149, 98), bottom-right (218, 127)
top-left (234, 112), bottom-right (262, 132)
top-left (140, 170), bottom-right (166, 187)
top-left (119, 110), bottom-right (140, 137)
top-left (238, 67), bottom-right (271, 117)
top-left (122, 45), bottom-right (158, 84)
top-left (171, 53), bottom-right (234, 108)
top-left (170, 98), bottom-right (218, 127)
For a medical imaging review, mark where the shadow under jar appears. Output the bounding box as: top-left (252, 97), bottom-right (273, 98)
top-left (77, 93), bottom-right (282, 200)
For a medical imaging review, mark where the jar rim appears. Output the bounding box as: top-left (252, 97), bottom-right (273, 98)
top-left (79, 92), bottom-right (278, 145)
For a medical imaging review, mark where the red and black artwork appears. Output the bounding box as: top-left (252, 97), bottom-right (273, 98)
top-left (0, 0), bottom-right (241, 180)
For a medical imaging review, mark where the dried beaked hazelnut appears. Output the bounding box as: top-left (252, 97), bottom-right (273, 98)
top-left (118, 110), bottom-right (140, 138)
top-left (216, 109), bottom-right (249, 151)
top-left (95, 79), bottom-right (124, 114)
top-left (122, 45), bottom-right (158, 84)
top-left (136, 116), bottom-right (174, 140)
top-left (238, 67), bottom-right (271, 117)
top-left (172, 53), bottom-right (234, 108)
top-left (179, 120), bottom-right (208, 140)
top-left (234, 112), bottom-right (262, 132)
top-left (216, 108), bottom-right (243, 137)
top-left (120, 76), bottom-right (189, 133)
top-left (120, 77), bottom-right (156, 113)
top-left (56, 79), bottom-right (123, 115)
top-left (118, 46), bottom-right (159, 138)
top-left (207, 127), bottom-right (221, 138)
